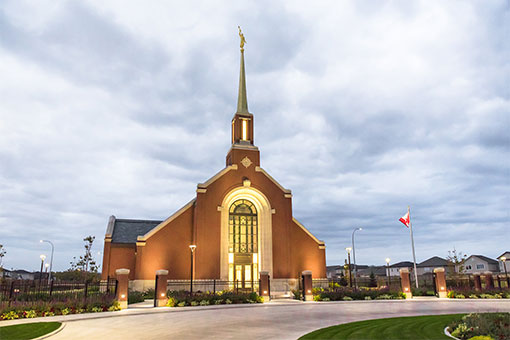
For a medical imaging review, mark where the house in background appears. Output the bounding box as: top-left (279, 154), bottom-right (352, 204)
top-left (388, 261), bottom-right (414, 277)
top-left (326, 264), bottom-right (368, 279)
top-left (416, 256), bottom-right (450, 275)
top-left (497, 251), bottom-right (510, 274)
top-left (2, 269), bottom-right (35, 280)
top-left (461, 255), bottom-right (499, 274)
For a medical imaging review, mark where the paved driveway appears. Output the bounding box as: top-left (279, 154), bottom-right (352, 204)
top-left (43, 299), bottom-right (510, 339)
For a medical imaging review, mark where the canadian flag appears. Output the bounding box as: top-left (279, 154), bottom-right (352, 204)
top-left (399, 211), bottom-right (410, 228)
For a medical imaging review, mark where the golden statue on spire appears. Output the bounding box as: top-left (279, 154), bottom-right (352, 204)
top-left (238, 26), bottom-right (246, 52)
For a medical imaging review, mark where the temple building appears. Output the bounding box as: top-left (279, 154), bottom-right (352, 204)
top-left (101, 35), bottom-right (326, 293)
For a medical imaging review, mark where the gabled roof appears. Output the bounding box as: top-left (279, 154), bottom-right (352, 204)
top-left (417, 256), bottom-right (448, 267)
top-left (497, 251), bottom-right (510, 259)
top-left (390, 261), bottom-right (414, 268)
top-left (358, 266), bottom-right (387, 276)
top-left (111, 219), bottom-right (162, 244)
top-left (468, 255), bottom-right (498, 265)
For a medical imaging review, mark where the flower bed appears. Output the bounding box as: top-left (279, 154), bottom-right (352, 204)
top-left (165, 290), bottom-right (263, 307)
top-left (0, 296), bottom-right (120, 321)
top-left (447, 290), bottom-right (510, 299)
top-left (311, 287), bottom-right (406, 301)
top-left (447, 313), bottom-right (510, 339)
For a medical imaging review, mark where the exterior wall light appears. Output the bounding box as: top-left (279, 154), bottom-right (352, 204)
top-left (121, 294), bottom-right (126, 299)
top-left (441, 287), bottom-right (445, 290)
top-left (263, 290), bottom-right (267, 294)
top-left (405, 288), bottom-right (409, 291)
top-left (161, 293), bottom-right (165, 297)
top-left (307, 290), bottom-right (311, 293)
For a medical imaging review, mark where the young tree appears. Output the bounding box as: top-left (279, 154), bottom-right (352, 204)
top-left (369, 271), bottom-right (378, 287)
top-left (70, 236), bottom-right (100, 282)
top-left (0, 245), bottom-right (6, 278)
top-left (0, 244), bottom-right (6, 268)
top-left (447, 248), bottom-right (467, 288)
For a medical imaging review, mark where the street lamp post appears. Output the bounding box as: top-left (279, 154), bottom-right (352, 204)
top-left (385, 258), bottom-right (391, 288)
top-left (346, 247), bottom-right (352, 288)
top-left (502, 257), bottom-right (509, 288)
top-left (189, 245), bottom-right (196, 296)
top-left (40, 240), bottom-right (54, 284)
top-left (39, 255), bottom-right (46, 286)
top-left (351, 227), bottom-right (362, 289)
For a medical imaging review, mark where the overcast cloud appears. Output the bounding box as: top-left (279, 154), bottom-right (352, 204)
top-left (0, 0), bottom-right (509, 272)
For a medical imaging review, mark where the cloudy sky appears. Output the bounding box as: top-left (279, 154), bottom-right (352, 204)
top-left (0, 1), bottom-right (508, 272)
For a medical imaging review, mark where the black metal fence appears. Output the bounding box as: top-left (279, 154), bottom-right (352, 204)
top-left (0, 279), bottom-right (117, 307)
top-left (167, 280), bottom-right (259, 294)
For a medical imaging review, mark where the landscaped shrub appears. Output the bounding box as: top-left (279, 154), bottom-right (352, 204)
top-left (166, 296), bottom-right (177, 307)
top-left (164, 290), bottom-right (263, 307)
top-left (128, 290), bottom-right (145, 304)
top-left (0, 295), bottom-right (119, 321)
top-left (446, 289), bottom-right (509, 299)
top-left (311, 287), bottom-right (405, 301)
top-left (448, 313), bottom-right (510, 340)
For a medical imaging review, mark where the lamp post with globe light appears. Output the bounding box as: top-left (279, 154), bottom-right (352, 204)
top-left (189, 245), bottom-right (196, 295)
top-left (502, 257), bottom-right (509, 288)
top-left (346, 247), bottom-right (352, 288)
top-left (40, 240), bottom-right (54, 284)
top-left (351, 227), bottom-right (363, 289)
top-left (385, 258), bottom-right (391, 288)
top-left (39, 254), bottom-right (46, 286)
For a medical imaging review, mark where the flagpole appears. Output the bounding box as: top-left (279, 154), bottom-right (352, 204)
top-left (408, 206), bottom-right (419, 288)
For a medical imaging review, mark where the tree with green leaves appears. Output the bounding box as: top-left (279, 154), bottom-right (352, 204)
top-left (369, 271), bottom-right (378, 287)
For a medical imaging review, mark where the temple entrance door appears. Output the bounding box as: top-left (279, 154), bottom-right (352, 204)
top-left (234, 254), bottom-right (254, 289)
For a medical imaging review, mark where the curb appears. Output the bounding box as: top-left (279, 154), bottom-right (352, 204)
top-left (33, 322), bottom-right (66, 340)
top-left (444, 326), bottom-right (460, 340)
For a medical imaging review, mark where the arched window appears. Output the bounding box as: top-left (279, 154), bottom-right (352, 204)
top-left (228, 199), bottom-right (257, 254)
top-left (228, 199), bottom-right (258, 288)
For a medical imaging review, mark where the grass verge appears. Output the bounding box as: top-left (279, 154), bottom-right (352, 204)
top-left (299, 314), bottom-right (464, 340)
top-left (0, 322), bottom-right (61, 340)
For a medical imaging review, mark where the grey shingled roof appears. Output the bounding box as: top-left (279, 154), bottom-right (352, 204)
top-left (390, 261), bottom-right (414, 268)
top-left (111, 219), bottom-right (162, 244)
top-left (417, 256), bottom-right (448, 267)
top-left (470, 255), bottom-right (498, 265)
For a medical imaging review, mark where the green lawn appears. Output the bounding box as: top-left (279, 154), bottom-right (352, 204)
top-left (0, 322), bottom-right (61, 340)
top-left (299, 314), bottom-right (464, 340)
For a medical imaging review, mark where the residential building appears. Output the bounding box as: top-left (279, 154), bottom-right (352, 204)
top-left (416, 256), bottom-right (450, 275)
top-left (497, 251), bottom-right (510, 274)
top-left (461, 255), bottom-right (499, 274)
top-left (388, 261), bottom-right (414, 277)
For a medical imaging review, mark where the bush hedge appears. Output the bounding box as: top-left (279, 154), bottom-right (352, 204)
top-left (165, 290), bottom-right (263, 307)
top-left (312, 287), bottom-right (405, 301)
top-left (447, 290), bottom-right (510, 299)
top-left (0, 296), bottom-right (120, 321)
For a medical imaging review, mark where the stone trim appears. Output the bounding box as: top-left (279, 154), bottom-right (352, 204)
top-left (220, 186), bottom-right (273, 280)
top-left (105, 215), bottom-right (116, 238)
top-left (255, 167), bottom-right (291, 194)
top-left (292, 217), bottom-right (325, 246)
top-left (198, 165), bottom-right (238, 188)
top-left (138, 199), bottom-right (196, 241)
top-left (196, 188), bottom-right (207, 194)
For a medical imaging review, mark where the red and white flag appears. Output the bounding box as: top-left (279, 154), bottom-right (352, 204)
top-left (399, 211), bottom-right (410, 228)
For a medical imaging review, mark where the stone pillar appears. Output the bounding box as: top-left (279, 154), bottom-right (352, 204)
top-left (473, 274), bottom-right (482, 291)
top-left (259, 271), bottom-right (270, 302)
top-left (155, 269), bottom-right (169, 307)
top-left (115, 268), bottom-right (130, 309)
top-left (400, 268), bottom-right (412, 299)
top-left (302, 270), bottom-right (313, 301)
top-left (484, 272), bottom-right (494, 290)
top-left (434, 268), bottom-right (447, 298)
